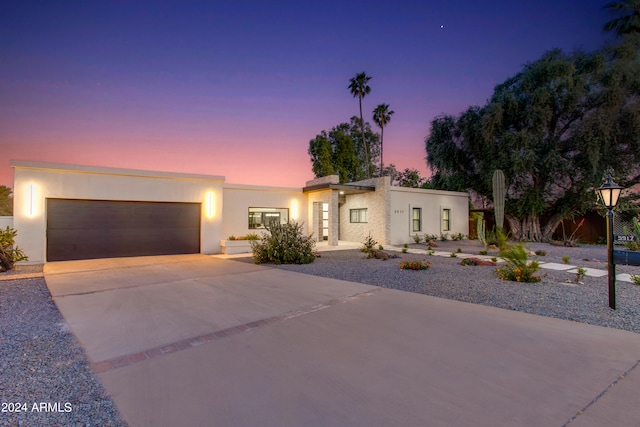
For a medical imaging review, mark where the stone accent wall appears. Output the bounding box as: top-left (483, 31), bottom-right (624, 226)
top-left (339, 177), bottom-right (390, 244)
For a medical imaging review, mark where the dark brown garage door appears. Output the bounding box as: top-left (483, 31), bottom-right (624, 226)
top-left (47, 199), bottom-right (201, 261)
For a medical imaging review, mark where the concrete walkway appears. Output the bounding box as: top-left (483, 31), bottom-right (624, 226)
top-left (44, 254), bottom-right (640, 427)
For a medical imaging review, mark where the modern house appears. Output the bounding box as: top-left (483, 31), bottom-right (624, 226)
top-left (8, 160), bottom-right (469, 263)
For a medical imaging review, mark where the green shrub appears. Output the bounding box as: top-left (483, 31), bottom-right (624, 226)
top-left (452, 233), bottom-right (465, 241)
top-left (479, 249), bottom-right (488, 255)
top-left (496, 244), bottom-right (541, 283)
top-left (398, 259), bottom-right (431, 270)
top-left (402, 248), bottom-right (408, 253)
top-left (631, 274), bottom-right (640, 286)
top-left (535, 250), bottom-right (546, 256)
top-left (440, 233), bottom-right (449, 241)
top-left (461, 258), bottom-right (476, 266)
top-left (229, 233), bottom-right (260, 241)
top-left (625, 241), bottom-right (640, 251)
top-left (403, 243), bottom-right (408, 249)
top-left (378, 245), bottom-right (384, 250)
top-left (576, 267), bottom-right (587, 283)
top-left (486, 227), bottom-right (510, 250)
top-left (0, 226), bottom-right (28, 272)
top-left (562, 256), bottom-right (571, 264)
top-left (413, 234), bottom-right (423, 244)
top-left (424, 234), bottom-right (438, 242)
top-left (251, 221), bottom-right (316, 265)
top-left (450, 252), bottom-right (457, 258)
top-left (456, 247), bottom-right (462, 253)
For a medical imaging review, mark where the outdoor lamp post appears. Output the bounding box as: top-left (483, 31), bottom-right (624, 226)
top-left (596, 175), bottom-right (623, 310)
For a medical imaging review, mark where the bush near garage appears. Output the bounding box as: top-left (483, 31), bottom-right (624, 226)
top-left (251, 221), bottom-right (316, 265)
top-left (0, 226), bottom-right (28, 272)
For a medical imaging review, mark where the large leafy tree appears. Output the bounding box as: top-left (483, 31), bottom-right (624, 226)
top-left (373, 103), bottom-right (394, 173)
top-left (603, 0), bottom-right (640, 36)
top-left (0, 186), bottom-right (12, 216)
top-left (308, 117), bottom-right (380, 183)
top-left (348, 72), bottom-right (373, 178)
top-left (426, 37), bottom-right (640, 241)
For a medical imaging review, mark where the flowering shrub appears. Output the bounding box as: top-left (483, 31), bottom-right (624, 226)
top-left (251, 221), bottom-right (316, 265)
top-left (496, 244), bottom-right (541, 283)
top-left (398, 259), bottom-right (431, 270)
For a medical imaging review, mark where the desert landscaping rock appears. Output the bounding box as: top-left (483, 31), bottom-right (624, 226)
top-left (242, 241), bottom-right (640, 334)
top-left (0, 277), bottom-right (127, 426)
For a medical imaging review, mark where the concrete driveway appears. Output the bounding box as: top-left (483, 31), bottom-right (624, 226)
top-left (45, 254), bottom-right (640, 427)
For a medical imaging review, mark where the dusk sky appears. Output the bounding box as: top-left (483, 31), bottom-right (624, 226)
top-left (1, 1), bottom-right (612, 189)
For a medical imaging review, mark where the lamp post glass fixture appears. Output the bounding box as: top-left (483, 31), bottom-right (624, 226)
top-left (596, 175), bottom-right (623, 310)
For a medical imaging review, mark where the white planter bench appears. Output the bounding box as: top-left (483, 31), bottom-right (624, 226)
top-left (220, 240), bottom-right (253, 255)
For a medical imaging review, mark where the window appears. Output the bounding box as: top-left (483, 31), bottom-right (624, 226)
top-left (350, 208), bottom-right (367, 223)
top-left (412, 208), bottom-right (422, 232)
top-left (249, 207), bottom-right (289, 229)
top-left (442, 209), bottom-right (451, 231)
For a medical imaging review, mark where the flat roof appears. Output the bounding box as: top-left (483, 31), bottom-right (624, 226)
top-left (10, 160), bottom-right (225, 182)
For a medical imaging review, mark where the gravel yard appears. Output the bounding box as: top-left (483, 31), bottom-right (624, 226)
top-left (239, 240), bottom-right (640, 334)
top-left (0, 277), bottom-right (127, 427)
top-left (0, 240), bottom-right (638, 426)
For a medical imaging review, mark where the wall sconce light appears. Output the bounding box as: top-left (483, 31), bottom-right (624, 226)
top-left (205, 191), bottom-right (215, 219)
top-left (26, 183), bottom-right (37, 217)
top-left (291, 199), bottom-right (299, 220)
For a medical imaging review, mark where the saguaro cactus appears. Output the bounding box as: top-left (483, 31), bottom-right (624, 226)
top-left (492, 170), bottom-right (505, 231)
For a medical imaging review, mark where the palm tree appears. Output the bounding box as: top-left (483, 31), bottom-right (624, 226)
top-left (603, 0), bottom-right (640, 37)
top-left (348, 72), bottom-right (373, 178)
top-left (373, 103), bottom-right (394, 174)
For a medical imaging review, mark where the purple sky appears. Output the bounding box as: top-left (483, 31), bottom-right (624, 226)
top-left (1, 0), bottom-right (611, 188)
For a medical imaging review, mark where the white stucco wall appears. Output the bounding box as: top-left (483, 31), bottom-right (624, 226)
top-left (11, 161), bottom-right (224, 263)
top-left (0, 216), bottom-right (13, 229)
top-left (222, 184), bottom-right (307, 239)
top-left (390, 187), bottom-right (469, 245)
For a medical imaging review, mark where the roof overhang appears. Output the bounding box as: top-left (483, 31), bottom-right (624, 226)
top-left (303, 183), bottom-right (375, 195)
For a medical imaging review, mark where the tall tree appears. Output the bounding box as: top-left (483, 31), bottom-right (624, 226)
top-left (348, 72), bottom-right (373, 178)
top-left (395, 168), bottom-right (426, 188)
top-left (308, 117), bottom-right (380, 183)
top-left (0, 186), bottom-right (12, 216)
top-left (603, 0), bottom-right (640, 36)
top-left (425, 39), bottom-right (640, 241)
top-left (373, 103), bottom-right (395, 174)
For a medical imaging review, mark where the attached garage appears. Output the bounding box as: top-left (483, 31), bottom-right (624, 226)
top-left (11, 161), bottom-right (225, 264)
top-left (46, 199), bottom-right (201, 261)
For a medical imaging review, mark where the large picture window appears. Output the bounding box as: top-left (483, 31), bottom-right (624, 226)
top-left (442, 208), bottom-right (451, 232)
top-left (412, 208), bottom-right (422, 232)
top-left (350, 208), bottom-right (367, 223)
top-left (249, 207), bottom-right (289, 229)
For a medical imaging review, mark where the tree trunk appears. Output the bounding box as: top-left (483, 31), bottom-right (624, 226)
top-left (542, 213), bottom-right (565, 241)
top-left (506, 214), bottom-right (544, 242)
top-left (380, 126), bottom-right (384, 174)
top-left (359, 97), bottom-right (370, 179)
